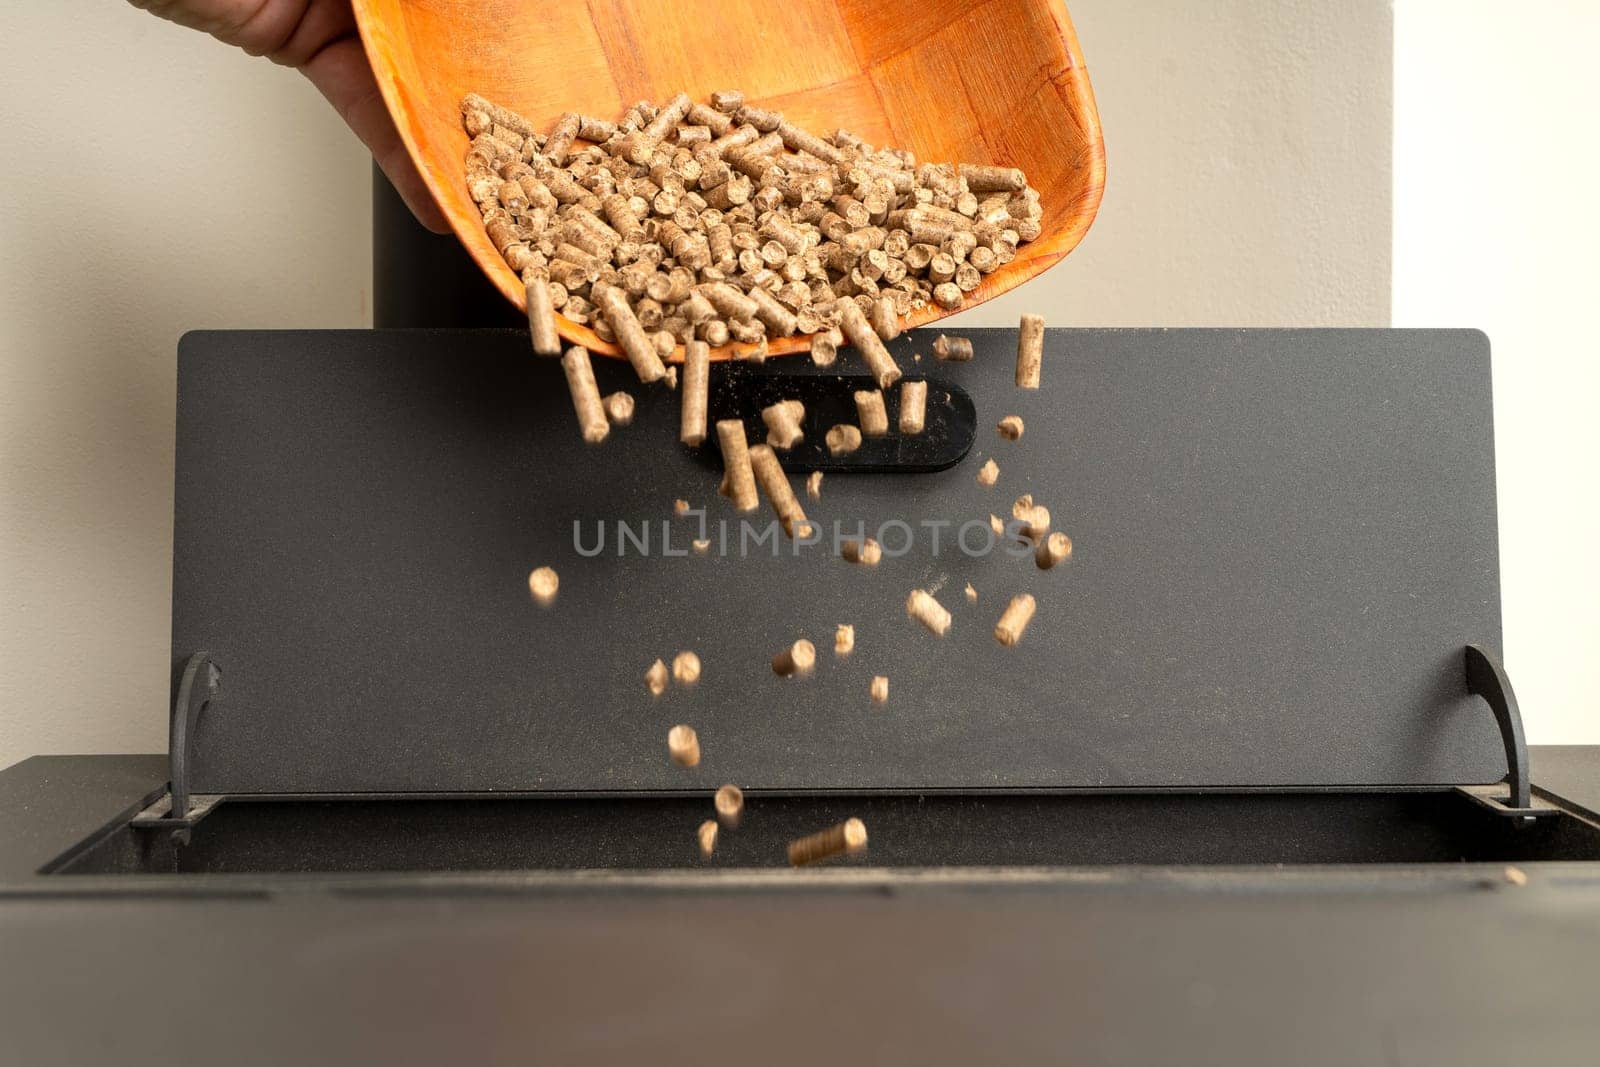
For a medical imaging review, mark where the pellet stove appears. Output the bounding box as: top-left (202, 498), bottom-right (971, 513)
top-left (2, 177), bottom-right (1598, 1066)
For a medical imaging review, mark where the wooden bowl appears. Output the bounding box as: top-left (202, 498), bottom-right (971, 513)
top-left (352, 0), bottom-right (1105, 360)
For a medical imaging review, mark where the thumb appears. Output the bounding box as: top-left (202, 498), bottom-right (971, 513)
top-left (300, 36), bottom-right (450, 234)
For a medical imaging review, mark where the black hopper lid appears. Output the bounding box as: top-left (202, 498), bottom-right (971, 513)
top-left (171, 328), bottom-right (1505, 795)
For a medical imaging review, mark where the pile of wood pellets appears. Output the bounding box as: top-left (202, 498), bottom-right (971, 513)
top-left (461, 89), bottom-right (1043, 375)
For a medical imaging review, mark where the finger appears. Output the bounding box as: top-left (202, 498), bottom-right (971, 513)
top-left (299, 36), bottom-right (450, 234)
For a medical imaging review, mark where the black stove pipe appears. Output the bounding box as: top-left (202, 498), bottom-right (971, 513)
top-left (371, 164), bottom-right (522, 329)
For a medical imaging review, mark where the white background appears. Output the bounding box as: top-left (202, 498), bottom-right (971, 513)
top-left (0, 1), bottom-right (1591, 769)
top-left (1392, 0), bottom-right (1599, 745)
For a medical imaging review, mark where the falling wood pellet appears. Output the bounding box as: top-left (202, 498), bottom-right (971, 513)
top-left (1036, 531), bottom-right (1073, 569)
top-left (526, 276), bottom-right (561, 355)
top-left (716, 419), bottom-right (759, 511)
top-left (527, 566), bottom-right (559, 605)
top-left (561, 346), bottom-right (609, 444)
top-left (595, 283), bottom-right (668, 384)
top-left (841, 538), bottom-right (882, 565)
top-left (602, 392), bottom-right (635, 426)
top-left (668, 724), bottom-right (701, 767)
top-left (787, 818), bottom-right (868, 866)
top-left (772, 638), bottom-right (817, 677)
top-left (692, 538), bottom-right (711, 554)
top-left (680, 340), bottom-right (710, 446)
top-left (899, 380), bottom-right (928, 434)
top-left (855, 390), bottom-right (889, 436)
top-left (1016, 313), bottom-right (1045, 388)
top-left (977, 458), bottom-right (999, 486)
top-left (997, 415), bottom-right (1025, 440)
top-left (965, 583), bottom-right (978, 603)
top-left (806, 470), bottom-right (823, 500)
top-left (810, 330), bottom-right (839, 367)
top-left (749, 444), bottom-right (810, 538)
top-left (870, 295), bottom-right (901, 341)
top-left (715, 784), bottom-right (744, 827)
top-left (698, 819), bottom-right (718, 857)
top-left (1503, 865), bottom-right (1529, 887)
top-left (762, 399), bottom-right (805, 449)
top-left (674, 498), bottom-right (691, 516)
top-left (826, 424), bottom-right (863, 456)
top-left (906, 589), bottom-right (952, 636)
top-left (1012, 495), bottom-right (1050, 540)
top-left (839, 300), bottom-right (902, 390)
top-left (870, 676), bottom-right (889, 703)
top-left (933, 334), bottom-right (974, 362)
top-left (835, 624), bottom-right (855, 655)
top-left (995, 593), bottom-right (1037, 647)
top-left (646, 658), bottom-right (669, 696)
top-left (989, 514), bottom-right (1004, 536)
top-left (672, 651), bottom-right (702, 685)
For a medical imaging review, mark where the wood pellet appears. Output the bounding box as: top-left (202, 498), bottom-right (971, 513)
top-left (593, 284), bottom-right (668, 383)
top-left (977, 458), bottom-right (999, 486)
top-left (646, 658), bottom-right (669, 696)
top-left (668, 724), bottom-right (701, 767)
top-left (1013, 494), bottom-right (1050, 540)
top-left (698, 819), bottom-right (718, 857)
top-left (716, 419), bottom-right (759, 511)
top-left (787, 818), bottom-right (867, 866)
top-left (869, 676), bottom-right (889, 703)
top-left (527, 566), bottom-right (558, 605)
top-left (826, 424), bottom-right (862, 456)
top-left (899, 380), bottom-right (927, 434)
top-left (602, 391), bottom-right (634, 426)
top-left (855, 390), bottom-right (889, 436)
top-left (835, 623), bottom-right (855, 655)
top-left (526, 276), bottom-right (561, 355)
top-left (772, 638), bottom-right (817, 677)
top-left (870, 295), bottom-right (900, 341)
top-left (461, 91), bottom-right (1043, 368)
top-left (997, 415), bottom-right (1024, 440)
top-left (715, 784), bottom-right (744, 827)
top-left (680, 339), bottom-right (709, 445)
top-left (906, 589), bottom-right (952, 636)
top-left (749, 443), bottom-right (810, 538)
top-left (672, 650), bottom-right (701, 685)
top-left (1036, 531), bottom-right (1073, 569)
top-left (1016, 313), bottom-right (1045, 388)
top-left (995, 594), bottom-right (1037, 647)
top-left (561, 346), bottom-right (609, 444)
top-left (762, 399), bottom-right (805, 449)
top-left (839, 300), bottom-right (902, 390)
top-left (806, 470), bottom-right (823, 500)
top-left (810, 330), bottom-right (840, 367)
top-left (841, 538), bottom-right (882, 565)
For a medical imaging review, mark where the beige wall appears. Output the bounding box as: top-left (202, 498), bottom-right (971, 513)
top-left (951, 0), bottom-right (1392, 328)
top-left (1393, 0), bottom-right (1600, 743)
top-left (0, 2), bottom-right (1394, 769)
top-left (0, 5), bottom-right (371, 765)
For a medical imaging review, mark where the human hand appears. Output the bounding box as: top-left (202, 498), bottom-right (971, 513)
top-left (129, 0), bottom-right (449, 232)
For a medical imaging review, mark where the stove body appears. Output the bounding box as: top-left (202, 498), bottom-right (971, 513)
top-left (4, 325), bottom-right (1598, 1065)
